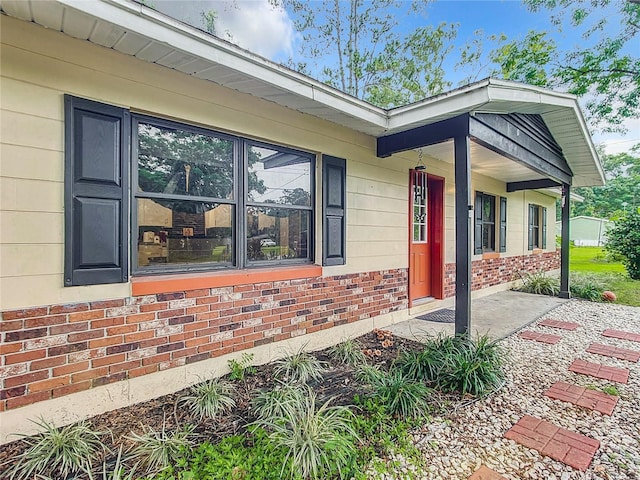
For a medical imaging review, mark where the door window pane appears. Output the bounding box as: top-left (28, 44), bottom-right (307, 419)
top-left (412, 172), bottom-right (427, 243)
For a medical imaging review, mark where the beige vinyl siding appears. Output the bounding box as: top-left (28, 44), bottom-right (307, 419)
top-left (0, 16), bottom-right (415, 309)
top-left (0, 15), bottom-right (559, 310)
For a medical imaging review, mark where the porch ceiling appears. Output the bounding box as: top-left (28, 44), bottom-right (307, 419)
top-left (421, 140), bottom-right (550, 184)
top-left (0, 0), bottom-right (603, 188)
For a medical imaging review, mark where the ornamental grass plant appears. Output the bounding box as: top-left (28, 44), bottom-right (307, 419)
top-left (8, 418), bottom-right (106, 480)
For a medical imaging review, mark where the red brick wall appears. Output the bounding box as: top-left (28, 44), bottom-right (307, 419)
top-left (443, 250), bottom-right (561, 298)
top-left (0, 270), bottom-right (407, 412)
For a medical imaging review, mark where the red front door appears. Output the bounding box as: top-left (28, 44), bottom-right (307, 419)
top-left (409, 169), bottom-right (431, 300)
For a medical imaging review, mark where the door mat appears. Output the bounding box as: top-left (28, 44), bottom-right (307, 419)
top-left (415, 308), bottom-right (456, 323)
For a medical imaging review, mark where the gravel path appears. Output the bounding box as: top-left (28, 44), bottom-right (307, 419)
top-left (415, 300), bottom-right (640, 480)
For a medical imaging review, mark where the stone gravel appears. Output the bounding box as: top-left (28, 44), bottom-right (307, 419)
top-left (408, 300), bottom-right (640, 479)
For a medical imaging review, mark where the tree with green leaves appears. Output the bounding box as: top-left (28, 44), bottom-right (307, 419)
top-left (273, 0), bottom-right (458, 107)
top-left (606, 209), bottom-right (640, 279)
top-left (570, 146), bottom-right (640, 219)
top-left (490, 0), bottom-right (639, 132)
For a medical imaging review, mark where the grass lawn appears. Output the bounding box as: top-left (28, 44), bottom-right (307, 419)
top-left (570, 246), bottom-right (640, 306)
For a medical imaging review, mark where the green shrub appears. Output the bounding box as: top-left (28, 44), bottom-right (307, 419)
top-left (436, 335), bottom-right (504, 396)
top-left (570, 273), bottom-right (605, 301)
top-left (8, 418), bottom-right (106, 480)
top-left (350, 396), bottom-right (425, 478)
top-left (151, 428), bottom-right (298, 480)
top-left (127, 423), bottom-right (194, 475)
top-left (360, 368), bottom-right (431, 420)
top-left (327, 338), bottom-right (367, 366)
top-left (253, 387), bottom-right (358, 479)
top-left (273, 346), bottom-right (328, 384)
top-left (396, 334), bottom-right (504, 397)
top-left (179, 378), bottom-right (236, 422)
top-left (517, 270), bottom-right (560, 296)
top-left (228, 353), bottom-right (257, 381)
top-left (606, 210), bottom-right (640, 279)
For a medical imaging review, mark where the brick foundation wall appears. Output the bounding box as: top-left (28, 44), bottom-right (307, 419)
top-left (0, 269), bottom-right (407, 412)
top-left (443, 250), bottom-right (561, 298)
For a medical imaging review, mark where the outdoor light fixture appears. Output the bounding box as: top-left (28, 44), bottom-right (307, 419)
top-left (415, 147), bottom-right (426, 171)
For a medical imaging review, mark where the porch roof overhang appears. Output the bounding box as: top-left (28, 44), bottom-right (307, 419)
top-left (0, 0), bottom-right (604, 188)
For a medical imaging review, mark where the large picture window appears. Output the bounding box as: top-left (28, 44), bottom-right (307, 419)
top-left (133, 116), bottom-right (314, 272)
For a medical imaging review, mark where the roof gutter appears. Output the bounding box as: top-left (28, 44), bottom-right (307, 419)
top-left (57, 0), bottom-right (389, 127)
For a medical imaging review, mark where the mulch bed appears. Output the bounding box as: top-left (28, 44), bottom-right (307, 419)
top-left (0, 330), bottom-right (426, 476)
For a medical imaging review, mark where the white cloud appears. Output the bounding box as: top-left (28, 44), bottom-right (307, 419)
top-left (592, 115), bottom-right (640, 156)
top-left (214, 1), bottom-right (295, 59)
top-left (154, 0), bottom-right (295, 61)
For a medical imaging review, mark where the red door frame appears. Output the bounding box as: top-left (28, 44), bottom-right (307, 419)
top-left (408, 172), bottom-right (445, 305)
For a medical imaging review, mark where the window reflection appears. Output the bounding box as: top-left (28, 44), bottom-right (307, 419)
top-left (137, 122), bottom-right (234, 200)
top-left (246, 207), bottom-right (309, 262)
top-left (137, 199), bottom-right (233, 267)
top-left (247, 144), bottom-right (311, 206)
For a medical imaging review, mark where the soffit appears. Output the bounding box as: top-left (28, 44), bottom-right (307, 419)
top-left (422, 140), bottom-right (555, 185)
top-left (0, 0), bottom-right (603, 187)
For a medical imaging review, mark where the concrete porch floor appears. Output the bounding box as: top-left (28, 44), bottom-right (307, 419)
top-left (388, 290), bottom-right (569, 342)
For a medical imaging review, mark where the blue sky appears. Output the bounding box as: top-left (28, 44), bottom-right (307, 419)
top-left (153, 0), bottom-right (638, 155)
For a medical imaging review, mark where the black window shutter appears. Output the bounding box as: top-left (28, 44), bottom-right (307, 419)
top-left (64, 95), bottom-right (130, 286)
top-left (499, 196), bottom-right (507, 253)
top-left (474, 192), bottom-right (483, 254)
top-left (527, 204), bottom-right (534, 250)
top-left (322, 155), bottom-right (346, 266)
top-left (542, 207), bottom-right (547, 249)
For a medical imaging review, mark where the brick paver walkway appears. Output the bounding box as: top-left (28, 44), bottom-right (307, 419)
top-left (586, 343), bottom-right (640, 362)
top-left (504, 415), bottom-right (600, 471)
top-left (602, 329), bottom-right (640, 343)
top-left (468, 465), bottom-right (507, 480)
top-left (568, 359), bottom-right (629, 383)
top-left (519, 331), bottom-right (562, 344)
top-left (544, 381), bottom-right (619, 415)
top-left (538, 319), bottom-right (580, 331)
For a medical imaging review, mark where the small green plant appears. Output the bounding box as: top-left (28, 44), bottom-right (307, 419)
top-left (228, 352), bottom-right (257, 381)
top-left (436, 335), bottom-right (504, 396)
top-left (251, 381), bottom-right (306, 420)
top-left (8, 418), bottom-right (106, 480)
top-left (273, 345), bottom-right (328, 383)
top-left (570, 273), bottom-right (605, 301)
top-left (517, 270), bottom-right (560, 296)
top-left (327, 338), bottom-right (367, 366)
top-left (396, 334), bottom-right (504, 397)
top-left (253, 387), bottom-right (358, 479)
top-left (350, 396), bottom-right (425, 478)
top-left (601, 385), bottom-right (621, 397)
top-left (151, 428), bottom-right (298, 480)
top-left (362, 368), bottom-right (431, 419)
top-left (126, 423), bottom-right (194, 475)
top-left (179, 378), bottom-right (236, 421)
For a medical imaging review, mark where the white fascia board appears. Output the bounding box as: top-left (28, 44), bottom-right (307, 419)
top-left (386, 80), bottom-right (492, 130)
top-left (56, 0), bottom-right (387, 128)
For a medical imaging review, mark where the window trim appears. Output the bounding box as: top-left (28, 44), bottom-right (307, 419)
top-left (131, 113), bottom-right (315, 276)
